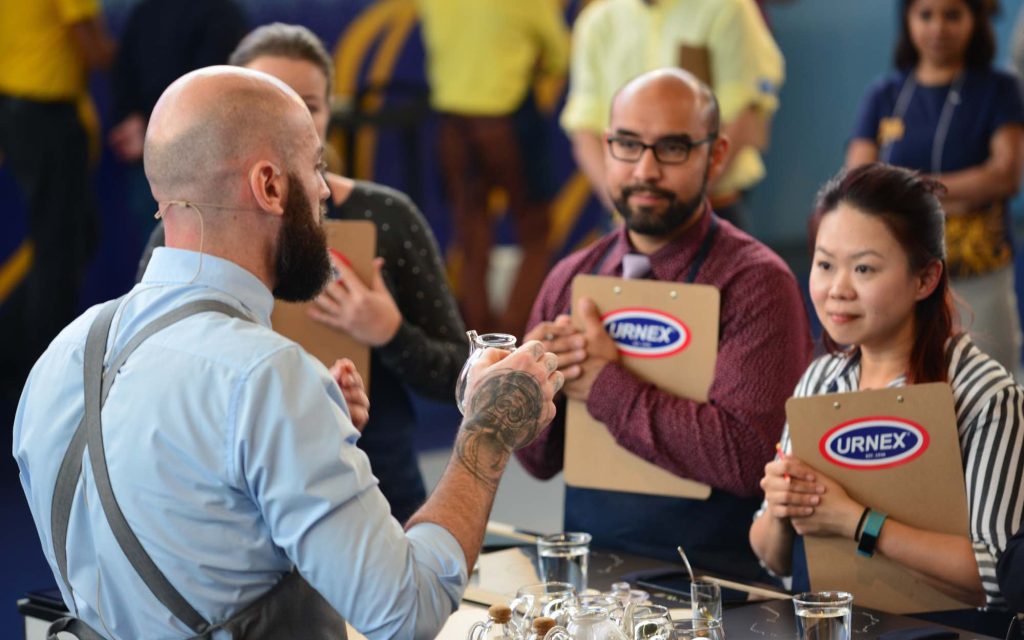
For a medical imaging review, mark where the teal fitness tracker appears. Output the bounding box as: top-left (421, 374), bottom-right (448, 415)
top-left (857, 509), bottom-right (888, 557)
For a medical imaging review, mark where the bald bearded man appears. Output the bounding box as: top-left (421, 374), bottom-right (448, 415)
top-left (517, 69), bottom-right (811, 578)
top-left (13, 66), bottom-right (562, 640)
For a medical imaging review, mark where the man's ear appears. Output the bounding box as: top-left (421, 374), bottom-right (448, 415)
top-left (248, 161), bottom-right (285, 216)
top-left (706, 134), bottom-right (731, 184)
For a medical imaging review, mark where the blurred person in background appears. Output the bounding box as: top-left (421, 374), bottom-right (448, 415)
top-left (0, 0), bottom-right (114, 396)
top-left (417, 0), bottom-right (569, 335)
top-left (847, 0), bottom-right (1024, 375)
top-left (109, 0), bottom-right (248, 240)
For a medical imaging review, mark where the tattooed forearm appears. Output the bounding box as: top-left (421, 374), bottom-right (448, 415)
top-left (454, 370), bottom-right (546, 489)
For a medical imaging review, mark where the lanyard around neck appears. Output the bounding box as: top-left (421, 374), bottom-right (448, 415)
top-left (589, 215), bottom-right (718, 282)
top-left (563, 216), bottom-right (719, 315)
top-left (881, 71), bottom-right (967, 174)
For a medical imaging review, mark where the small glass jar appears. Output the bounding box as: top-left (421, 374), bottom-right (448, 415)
top-left (608, 581), bottom-right (650, 606)
top-left (455, 330), bottom-right (518, 414)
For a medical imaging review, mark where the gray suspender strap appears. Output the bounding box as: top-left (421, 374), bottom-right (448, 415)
top-left (51, 297), bottom-right (249, 635)
top-left (52, 297), bottom-right (123, 606)
top-left (46, 616), bottom-right (109, 640)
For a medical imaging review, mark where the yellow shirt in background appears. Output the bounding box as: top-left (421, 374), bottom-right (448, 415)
top-left (0, 0), bottom-right (99, 100)
top-left (560, 0), bottom-right (784, 195)
top-left (417, 0), bottom-right (569, 116)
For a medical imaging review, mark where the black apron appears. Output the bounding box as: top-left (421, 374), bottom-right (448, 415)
top-left (47, 297), bottom-right (348, 639)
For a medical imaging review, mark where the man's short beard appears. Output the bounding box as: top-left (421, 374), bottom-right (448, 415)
top-left (272, 173), bottom-right (331, 302)
top-left (613, 160), bottom-right (711, 237)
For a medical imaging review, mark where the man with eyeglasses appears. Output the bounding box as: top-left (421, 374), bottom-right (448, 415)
top-left (516, 69), bottom-right (812, 581)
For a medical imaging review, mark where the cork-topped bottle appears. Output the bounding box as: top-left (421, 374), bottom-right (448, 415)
top-left (467, 603), bottom-right (518, 639)
top-left (528, 616), bottom-right (565, 640)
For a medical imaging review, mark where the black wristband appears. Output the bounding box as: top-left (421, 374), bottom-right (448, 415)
top-left (854, 506), bottom-right (871, 542)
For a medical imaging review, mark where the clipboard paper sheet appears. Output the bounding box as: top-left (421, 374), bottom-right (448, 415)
top-left (786, 383), bottom-right (971, 613)
top-left (564, 275), bottom-right (719, 500)
top-left (270, 220), bottom-right (376, 388)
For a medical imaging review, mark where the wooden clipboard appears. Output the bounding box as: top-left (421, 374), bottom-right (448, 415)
top-left (564, 275), bottom-right (719, 499)
top-left (678, 45), bottom-right (712, 87)
top-left (786, 383), bottom-right (971, 613)
top-left (270, 220), bottom-right (376, 388)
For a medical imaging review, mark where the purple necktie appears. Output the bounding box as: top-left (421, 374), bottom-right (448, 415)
top-left (622, 253), bottom-right (652, 280)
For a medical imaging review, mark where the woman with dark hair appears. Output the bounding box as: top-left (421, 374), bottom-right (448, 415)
top-left (846, 0), bottom-right (1024, 375)
top-left (139, 23), bottom-right (467, 523)
top-left (749, 164), bottom-right (1024, 624)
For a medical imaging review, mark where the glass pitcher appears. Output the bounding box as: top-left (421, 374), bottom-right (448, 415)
top-left (510, 582), bottom-right (578, 633)
top-left (568, 606), bottom-right (629, 640)
top-left (575, 595), bottom-right (625, 627)
top-left (455, 330), bottom-right (518, 414)
top-left (622, 604), bottom-right (672, 640)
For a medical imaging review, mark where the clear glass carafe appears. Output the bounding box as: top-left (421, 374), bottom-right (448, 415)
top-left (455, 330), bottom-right (518, 414)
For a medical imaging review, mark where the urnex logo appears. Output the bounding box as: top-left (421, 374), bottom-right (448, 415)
top-left (602, 308), bottom-right (690, 358)
top-left (819, 416), bottom-right (930, 470)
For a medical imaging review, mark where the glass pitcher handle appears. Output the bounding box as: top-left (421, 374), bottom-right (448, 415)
top-left (466, 620), bottom-right (488, 640)
top-left (543, 627), bottom-right (572, 640)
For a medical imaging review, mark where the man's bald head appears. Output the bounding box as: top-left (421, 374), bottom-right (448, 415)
top-left (144, 65), bottom-right (315, 203)
top-left (610, 68), bottom-right (720, 134)
top-left (603, 68), bottom-right (728, 244)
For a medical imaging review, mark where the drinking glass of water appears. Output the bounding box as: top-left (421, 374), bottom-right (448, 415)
top-left (689, 580), bottom-right (722, 622)
top-left (537, 532), bottom-right (592, 591)
top-left (668, 618), bottom-right (724, 640)
top-left (793, 592), bottom-right (853, 640)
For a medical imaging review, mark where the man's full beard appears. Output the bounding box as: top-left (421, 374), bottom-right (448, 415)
top-left (613, 161), bottom-right (711, 237)
top-left (272, 173), bottom-right (331, 302)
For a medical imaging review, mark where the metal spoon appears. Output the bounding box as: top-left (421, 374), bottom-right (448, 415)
top-left (676, 546), bottom-right (696, 584)
top-left (677, 546), bottom-right (714, 620)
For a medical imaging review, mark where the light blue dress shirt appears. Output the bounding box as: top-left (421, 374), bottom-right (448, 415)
top-left (13, 248), bottom-right (467, 639)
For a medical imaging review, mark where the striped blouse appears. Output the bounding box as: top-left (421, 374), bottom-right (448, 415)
top-left (770, 333), bottom-right (1024, 608)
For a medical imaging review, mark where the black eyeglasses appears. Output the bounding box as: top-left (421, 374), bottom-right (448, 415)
top-left (607, 133), bottom-right (718, 165)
